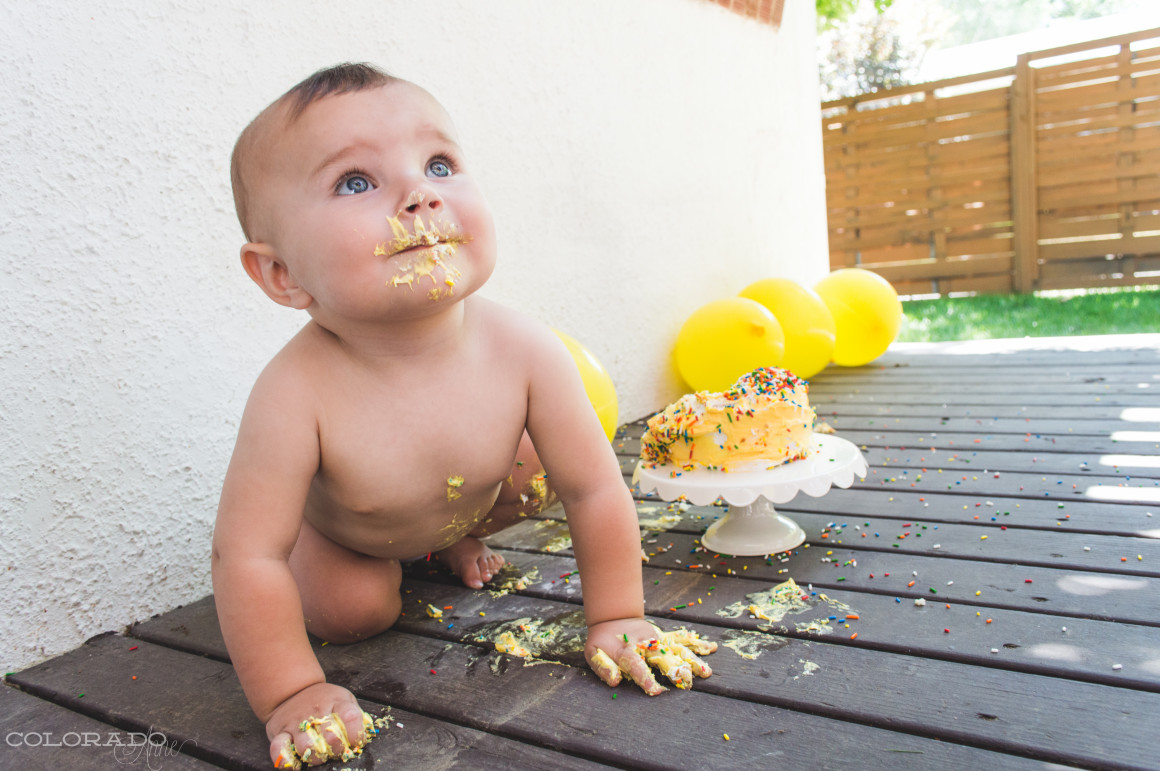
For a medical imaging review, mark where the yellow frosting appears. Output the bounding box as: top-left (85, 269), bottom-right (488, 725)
top-left (640, 367), bottom-right (814, 472)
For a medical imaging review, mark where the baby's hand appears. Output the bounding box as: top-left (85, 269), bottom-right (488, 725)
top-left (585, 619), bottom-right (717, 696)
top-left (265, 683), bottom-right (375, 768)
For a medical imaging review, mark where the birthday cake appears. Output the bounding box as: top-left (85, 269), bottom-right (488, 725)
top-left (639, 367), bottom-right (815, 473)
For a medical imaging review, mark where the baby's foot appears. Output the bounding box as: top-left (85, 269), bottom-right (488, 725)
top-left (435, 537), bottom-right (505, 589)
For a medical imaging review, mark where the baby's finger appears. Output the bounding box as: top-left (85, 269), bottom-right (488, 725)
top-left (642, 646), bottom-right (693, 690)
top-left (671, 642), bottom-right (713, 678)
top-left (616, 649), bottom-right (667, 696)
top-left (320, 712), bottom-right (363, 763)
top-left (270, 732), bottom-right (301, 769)
top-left (294, 714), bottom-right (351, 766)
top-left (333, 706), bottom-right (372, 752)
top-left (663, 628), bottom-right (718, 656)
top-left (588, 648), bottom-right (622, 688)
top-left (291, 722), bottom-right (326, 766)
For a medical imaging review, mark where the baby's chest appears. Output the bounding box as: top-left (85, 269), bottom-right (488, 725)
top-left (315, 394), bottom-right (526, 514)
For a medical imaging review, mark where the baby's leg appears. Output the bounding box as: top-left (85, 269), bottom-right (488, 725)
top-left (288, 519), bottom-right (402, 644)
top-left (435, 431), bottom-right (557, 588)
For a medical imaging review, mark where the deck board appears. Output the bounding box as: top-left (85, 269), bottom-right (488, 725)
top-left (6, 335), bottom-right (1160, 769)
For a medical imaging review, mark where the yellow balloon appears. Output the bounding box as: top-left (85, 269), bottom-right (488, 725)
top-left (552, 329), bottom-right (619, 441)
top-left (739, 278), bottom-right (836, 379)
top-left (814, 269), bottom-right (902, 367)
top-left (674, 298), bottom-right (785, 392)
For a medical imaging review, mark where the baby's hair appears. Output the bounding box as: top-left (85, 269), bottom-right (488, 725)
top-left (280, 62), bottom-right (399, 121)
top-left (231, 62), bottom-right (399, 240)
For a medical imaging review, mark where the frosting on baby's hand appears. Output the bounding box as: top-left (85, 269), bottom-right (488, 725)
top-left (589, 624), bottom-right (716, 696)
top-left (272, 711), bottom-right (378, 769)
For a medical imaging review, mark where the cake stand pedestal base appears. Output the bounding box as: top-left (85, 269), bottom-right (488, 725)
top-left (633, 435), bottom-right (867, 557)
top-left (700, 497), bottom-right (806, 555)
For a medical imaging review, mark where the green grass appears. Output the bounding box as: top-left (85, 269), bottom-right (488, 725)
top-left (898, 285), bottom-right (1160, 342)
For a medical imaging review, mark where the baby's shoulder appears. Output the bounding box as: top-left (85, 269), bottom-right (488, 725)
top-left (249, 324), bottom-right (334, 397)
top-left (469, 297), bottom-right (560, 357)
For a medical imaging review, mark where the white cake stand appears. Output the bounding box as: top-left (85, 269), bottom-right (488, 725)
top-left (633, 435), bottom-right (868, 556)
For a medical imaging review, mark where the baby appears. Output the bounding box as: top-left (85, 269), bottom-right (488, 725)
top-left (212, 63), bottom-right (714, 768)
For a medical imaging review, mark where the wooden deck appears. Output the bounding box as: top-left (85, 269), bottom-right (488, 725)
top-left (6, 335), bottom-right (1160, 770)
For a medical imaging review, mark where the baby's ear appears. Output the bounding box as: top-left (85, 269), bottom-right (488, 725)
top-left (240, 243), bottom-right (313, 310)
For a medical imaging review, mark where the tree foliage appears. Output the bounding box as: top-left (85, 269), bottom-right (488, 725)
top-left (816, 0), bottom-right (1141, 101)
top-left (816, 0), bottom-right (892, 28)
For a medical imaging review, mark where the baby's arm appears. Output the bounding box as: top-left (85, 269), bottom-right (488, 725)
top-left (211, 364), bottom-right (367, 765)
top-left (523, 328), bottom-right (713, 693)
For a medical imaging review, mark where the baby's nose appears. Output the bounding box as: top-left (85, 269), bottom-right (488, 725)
top-left (403, 190), bottom-right (442, 214)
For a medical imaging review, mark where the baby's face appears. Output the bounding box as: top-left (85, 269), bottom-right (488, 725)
top-left (253, 82), bottom-right (496, 323)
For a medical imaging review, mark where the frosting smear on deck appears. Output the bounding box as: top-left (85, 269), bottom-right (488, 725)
top-left (639, 367), bottom-right (815, 472)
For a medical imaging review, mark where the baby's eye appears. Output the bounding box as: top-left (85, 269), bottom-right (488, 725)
top-left (427, 159), bottom-right (453, 178)
top-left (336, 174), bottom-right (373, 195)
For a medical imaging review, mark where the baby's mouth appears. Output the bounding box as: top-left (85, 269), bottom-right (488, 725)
top-left (375, 214), bottom-right (471, 258)
top-left (376, 213), bottom-right (472, 299)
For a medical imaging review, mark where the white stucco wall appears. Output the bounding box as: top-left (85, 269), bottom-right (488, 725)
top-left (0, 0), bottom-right (829, 672)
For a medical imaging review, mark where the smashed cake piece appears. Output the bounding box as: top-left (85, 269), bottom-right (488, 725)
top-left (640, 367), bottom-right (815, 472)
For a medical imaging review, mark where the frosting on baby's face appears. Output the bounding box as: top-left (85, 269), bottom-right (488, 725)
top-left (376, 213), bottom-right (473, 300)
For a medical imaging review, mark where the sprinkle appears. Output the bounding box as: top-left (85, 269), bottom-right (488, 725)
top-left (1113, 664), bottom-right (1123, 671)
top-left (612, 693), bottom-right (618, 699)
top-left (430, 669), bottom-right (437, 675)
top-left (128, 646), bottom-right (138, 651)
top-left (723, 734), bottom-right (731, 741)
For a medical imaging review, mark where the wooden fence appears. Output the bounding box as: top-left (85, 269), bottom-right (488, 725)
top-left (822, 27), bottom-right (1160, 295)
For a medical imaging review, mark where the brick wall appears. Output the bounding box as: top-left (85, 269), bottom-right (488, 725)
top-left (709, 0), bottom-right (784, 27)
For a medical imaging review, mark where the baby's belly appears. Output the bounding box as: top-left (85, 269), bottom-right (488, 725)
top-left (302, 480), bottom-right (504, 561)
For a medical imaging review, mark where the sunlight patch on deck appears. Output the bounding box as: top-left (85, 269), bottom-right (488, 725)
top-left (1084, 485), bottom-right (1160, 504)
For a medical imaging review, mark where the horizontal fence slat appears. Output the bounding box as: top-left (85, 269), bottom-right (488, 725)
top-left (861, 255), bottom-right (1015, 282)
top-left (1035, 73), bottom-right (1160, 115)
top-left (1035, 127), bottom-right (1160, 166)
top-left (1039, 233), bottom-right (1160, 261)
top-left (1039, 178), bottom-right (1160, 210)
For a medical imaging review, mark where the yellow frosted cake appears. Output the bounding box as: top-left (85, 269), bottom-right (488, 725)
top-left (639, 367), bottom-right (815, 472)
